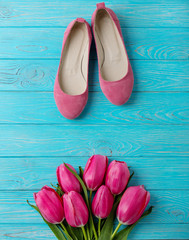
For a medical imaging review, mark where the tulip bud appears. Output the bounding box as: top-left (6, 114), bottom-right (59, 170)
top-left (83, 155), bottom-right (108, 191)
top-left (34, 186), bottom-right (64, 224)
top-left (92, 185), bottom-right (114, 219)
top-left (105, 160), bottom-right (130, 195)
top-left (57, 163), bottom-right (81, 193)
top-left (117, 185), bottom-right (150, 225)
top-left (63, 191), bottom-right (89, 227)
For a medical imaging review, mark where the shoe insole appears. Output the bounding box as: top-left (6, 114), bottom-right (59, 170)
top-left (59, 22), bottom-right (88, 95)
top-left (95, 10), bottom-right (128, 81)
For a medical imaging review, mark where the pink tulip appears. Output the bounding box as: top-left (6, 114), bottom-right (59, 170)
top-left (117, 185), bottom-right (150, 225)
top-left (34, 186), bottom-right (64, 224)
top-left (92, 185), bottom-right (114, 219)
top-left (105, 160), bottom-right (130, 195)
top-left (83, 155), bottom-right (108, 191)
top-left (57, 163), bottom-right (81, 193)
top-left (63, 191), bottom-right (89, 227)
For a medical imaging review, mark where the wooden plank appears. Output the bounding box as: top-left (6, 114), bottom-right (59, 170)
top-left (1, 1), bottom-right (188, 240)
top-left (0, 157), bottom-right (188, 190)
top-left (128, 223), bottom-right (189, 239)
top-left (0, 125), bottom-right (188, 157)
top-left (0, 190), bottom-right (188, 224)
top-left (0, 0), bottom-right (188, 27)
top-left (0, 92), bottom-right (189, 125)
top-left (0, 223), bottom-right (188, 240)
top-left (0, 28), bottom-right (188, 59)
top-left (0, 60), bottom-right (188, 92)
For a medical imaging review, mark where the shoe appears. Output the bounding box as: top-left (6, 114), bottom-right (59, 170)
top-left (91, 2), bottom-right (134, 105)
top-left (54, 18), bottom-right (92, 119)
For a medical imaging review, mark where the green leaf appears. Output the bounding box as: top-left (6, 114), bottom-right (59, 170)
top-left (64, 221), bottom-right (84, 240)
top-left (27, 200), bottom-right (66, 240)
top-left (56, 184), bottom-right (64, 197)
top-left (65, 164), bottom-right (98, 240)
top-left (71, 227), bottom-right (83, 240)
top-left (100, 219), bottom-right (106, 229)
top-left (70, 227), bottom-right (83, 240)
top-left (51, 183), bottom-right (64, 197)
top-left (79, 166), bottom-right (84, 178)
top-left (98, 201), bottom-right (119, 240)
top-left (64, 164), bottom-right (89, 206)
top-left (88, 216), bottom-right (94, 239)
top-left (113, 206), bottom-right (154, 240)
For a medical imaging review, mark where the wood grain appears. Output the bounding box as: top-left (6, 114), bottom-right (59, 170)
top-left (0, 190), bottom-right (188, 224)
top-left (0, 28), bottom-right (188, 59)
top-left (0, 60), bottom-right (188, 91)
top-left (0, 92), bottom-right (188, 124)
top-left (0, 0), bottom-right (188, 27)
top-left (0, 0), bottom-right (189, 239)
top-left (0, 157), bottom-right (188, 190)
top-left (0, 223), bottom-right (188, 240)
top-left (0, 125), bottom-right (188, 157)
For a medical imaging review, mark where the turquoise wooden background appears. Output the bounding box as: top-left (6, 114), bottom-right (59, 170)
top-left (0, 0), bottom-right (189, 239)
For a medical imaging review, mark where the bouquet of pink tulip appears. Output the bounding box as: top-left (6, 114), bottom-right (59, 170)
top-left (27, 155), bottom-right (153, 240)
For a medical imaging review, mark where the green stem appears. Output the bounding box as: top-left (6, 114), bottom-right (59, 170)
top-left (91, 216), bottom-right (98, 240)
top-left (88, 191), bottom-right (98, 240)
top-left (111, 222), bottom-right (122, 239)
top-left (81, 226), bottom-right (88, 240)
top-left (60, 223), bottom-right (72, 239)
top-left (86, 226), bottom-right (91, 240)
top-left (67, 225), bottom-right (77, 240)
top-left (51, 183), bottom-right (63, 194)
top-left (98, 218), bottom-right (101, 237)
top-left (89, 190), bottom-right (92, 205)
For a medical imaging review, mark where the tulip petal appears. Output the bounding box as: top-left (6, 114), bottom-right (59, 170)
top-left (105, 160), bottom-right (130, 195)
top-left (57, 163), bottom-right (81, 193)
top-left (92, 185), bottom-right (114, 219)
top-left (83, 155), bottom-right (108, 191)
top-left (34, 186), bottom-right (64, 224)
top-left (117, 186), bottom-right (150, 225)
top-left (63, 191), bottom-right (89, 228)
top-left (64, 164), bottom-right (89, 207)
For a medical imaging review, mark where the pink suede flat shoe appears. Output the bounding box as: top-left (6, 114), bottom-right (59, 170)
top-left (91, 2), bottom-right (134, 105)
top-left (54, 18), bottom-right (92, 119)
